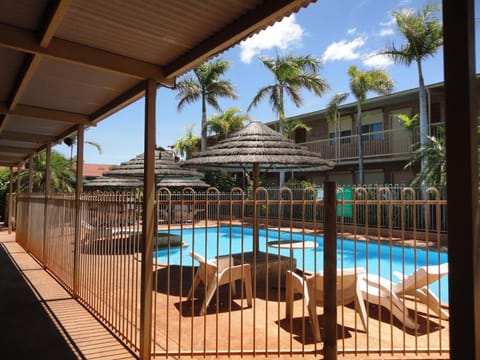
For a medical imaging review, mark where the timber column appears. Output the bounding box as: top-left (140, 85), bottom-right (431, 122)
top-left (73, 125), bottom-right (85, 297)
top-left (140, 79), bottom-right (156, 360)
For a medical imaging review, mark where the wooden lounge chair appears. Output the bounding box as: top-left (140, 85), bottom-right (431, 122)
top-left (285, 268), bottom-right (368, 342)
top-left (187, 252), bottom-right (253, 315)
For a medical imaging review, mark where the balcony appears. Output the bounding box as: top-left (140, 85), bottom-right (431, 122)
top-left (301, 124), bottom-right (443, 165)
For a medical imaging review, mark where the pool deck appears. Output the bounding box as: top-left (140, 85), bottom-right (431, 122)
top-left (1, 223), bottom-right (450, 359)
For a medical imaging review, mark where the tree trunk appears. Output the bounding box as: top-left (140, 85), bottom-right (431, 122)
top-left (357, 102), bottom-right (364, 185)
top-left (417, 59), bottom-right (428, 178)
top-left (278, 88), bottom-right (286, 187)
top-left (201, 95), bottom-right (207, 151)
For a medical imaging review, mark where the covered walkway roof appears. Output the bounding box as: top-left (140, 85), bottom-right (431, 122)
top-left (0, 0), bottom-right (314, 167)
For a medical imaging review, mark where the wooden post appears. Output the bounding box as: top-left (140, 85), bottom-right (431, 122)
top-left (13, 166), bottom-right (20, 231)
top-left (7, 167), bottom-right (13, 234)
top-left (28, 155), bottom-right (33, 193)
top-left (443, 0), bottom-right (479, 358)
top-left (27, 155), bottom-right (33, 249)
top-left (16, 165), bottom-right (21, 195)
top-left (253, 162), bottom-right (260, 253)
top-left (42, 144), bottom-right (51, 266)
top-left (323, 181), bottom-right (337, 360)
top-left (140, 79), bottom-right (156, 360)
top-left (73, 126), bottom-right (84, 297)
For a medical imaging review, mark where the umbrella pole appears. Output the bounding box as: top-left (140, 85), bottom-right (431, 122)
top-left (253, 163), bottom-right (260, 253)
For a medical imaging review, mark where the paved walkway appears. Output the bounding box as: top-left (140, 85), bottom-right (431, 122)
top-left (0, 225), bottom-right (137, 360)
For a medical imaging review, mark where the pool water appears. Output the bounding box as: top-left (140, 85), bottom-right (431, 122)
top-left (155, 226), bottom-right (449, 303)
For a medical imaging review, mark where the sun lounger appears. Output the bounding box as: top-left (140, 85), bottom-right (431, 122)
top-left (359, 263), bottom-right (449, 329)
top-left (392, 263), bottom-right (449, 320)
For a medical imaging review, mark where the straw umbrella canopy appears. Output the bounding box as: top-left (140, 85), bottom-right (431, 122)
top-left (157, 178), bottom-right (209, 189)
top-left (181, 121), bottom-right (334, 252)
top-left (104, 148), bottom-right (205, 180)
top-left (181, 121), bottom-right (334, 189)
top-left (84, 176), bottom-right (144, 189)
top-left (86, 148), bottom-right (209, 190)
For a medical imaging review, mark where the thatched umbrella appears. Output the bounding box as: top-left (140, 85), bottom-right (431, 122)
top-left (85, 148), bottom-right (209, 190)
top-left (157, 177), bottom-right (209, 188)
top-left (84, 176), bottom-right (143, 189)
top-left (181, 121), bottom-right (334, 252)
top-left (182, 121), bottom-right (334, 187)
top-left (104, 148), bottom-right (205, 180)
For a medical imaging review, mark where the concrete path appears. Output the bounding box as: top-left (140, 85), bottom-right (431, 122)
top-left (0, 225), bottom-right (137, 360)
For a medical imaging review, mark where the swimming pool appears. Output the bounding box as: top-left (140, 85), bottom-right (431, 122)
top-left (155, 226), bottom-right (449, 302)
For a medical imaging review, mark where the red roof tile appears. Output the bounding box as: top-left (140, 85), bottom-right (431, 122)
top-left (83, 163), bottom-right (112, 178)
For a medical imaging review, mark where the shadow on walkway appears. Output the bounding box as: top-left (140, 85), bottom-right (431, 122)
top-left (0, 243), bottom-right (79, 359)
top-left (0, 221), bottom-right (136, 360)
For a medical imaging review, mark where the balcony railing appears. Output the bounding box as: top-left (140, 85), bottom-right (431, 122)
top-left (301, 123), bottom-right (444, 164)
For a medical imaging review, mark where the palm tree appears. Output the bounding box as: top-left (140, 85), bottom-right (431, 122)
top-left (397, 113), bottom-right (419, 131)
top-left (348, 65), bottom-right (394, 184)
top-left (176, 59), bottom-right (238, 151)
top-left (283, 118), bottom-right (311, 139)
top-left (205, 107), bottom-right (250, 141)
top-left (381, 1), bottom-right (443, 177)
top-left (19, 150), bottom-right (76, 192)
top-left (174, 124), bottom-right (200, 160)
top-left (64, 132), bottom-right (103, 166)
top-left (405, 128), bottom-right (446, 187)
top-left (326, 92), bottom-right (349, 159)
top-left (248, 53), bottom-right (329, 185)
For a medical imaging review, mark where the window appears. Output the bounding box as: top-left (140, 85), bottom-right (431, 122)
top-left (329, 129), bottom-right (352, 144)
top-left (360, 109), bottom-right (384, 140)
top-left (328, 115), bottom-right (352, 144)
top-left (361, 122), bottom-right (384, 140)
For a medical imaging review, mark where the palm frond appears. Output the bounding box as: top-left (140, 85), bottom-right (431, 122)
top-left (247, 86), bottom-right (275, 112)
top-left (326, 92), bottom-right (348, 124)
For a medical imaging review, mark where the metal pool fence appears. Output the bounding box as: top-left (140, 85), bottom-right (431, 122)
top-left (15, 185), bottom-right (449, 359)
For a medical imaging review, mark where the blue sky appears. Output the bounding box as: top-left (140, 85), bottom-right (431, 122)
top-left (55, 0), bottom-right (479, 165)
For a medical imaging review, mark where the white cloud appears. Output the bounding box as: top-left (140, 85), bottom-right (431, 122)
top-left (380, 16), bottom-right (396, 28)
top-left (397, 0), bottom-right (412, 8)
top-left (377, 11), bottom-right (397, 37)
top-left (378, 28), bottom-right (394, 37)
top-left (239, 15), bottom-right (303, 63)
top-left (322, 37), bottom-right (366, 62)
top-left (347, 27), bottom-right (357, 35)
top-left (362, 52), bottom-right (394, 68)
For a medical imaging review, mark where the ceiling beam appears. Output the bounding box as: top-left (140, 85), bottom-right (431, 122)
top-left (8, 0), bottom-right (69, 110)
top-left (0, 131), bottom-right (56, 143)
top-left (1, 1), bottom-right (72, 134)
top-left (0, 103), bottom-right (91, 124)
top-left (0, 160), bottom-right (21, 167)
top-left (0, 145), bottom-right (36, 154)
top-left (0, 153), bottom-right (26, 161)
top-left (40, 0), bottom-right (73, 47)
top-left (0, 23), bottom-right (174, 87)
top-left (164, 0), bottom-right (313, 77)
